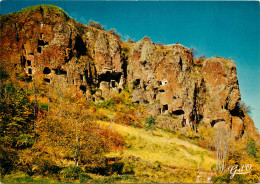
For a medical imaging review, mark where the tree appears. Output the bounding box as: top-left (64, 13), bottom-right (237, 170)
top-left (0, 82), bottom-right (35, 175)
top-left (35, 86), bottom-right (124, 168)
top-left (214, 128), bottom-right (231, 173)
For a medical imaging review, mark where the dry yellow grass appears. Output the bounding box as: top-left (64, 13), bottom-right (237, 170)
top-left (97, 120), bottom-right (216, 171)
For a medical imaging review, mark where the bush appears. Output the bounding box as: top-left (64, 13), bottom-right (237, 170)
top-left (247, 138), bottom-right (257, 157)
top-left (33, 156), bottom-right (61, 175)
top-left (79, 173), bottom-right (92, 183)
top-left (88, 20), bottom-right (105, 30)
top-left (145, 116), bottom-right (156, 130)
top-left (60, 166), bottom-right (83, 180)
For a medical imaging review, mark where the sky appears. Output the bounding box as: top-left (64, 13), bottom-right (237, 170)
top-left (1, 1), bottom-right (260, 131)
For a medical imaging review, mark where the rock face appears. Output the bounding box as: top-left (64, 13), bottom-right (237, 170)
top-left (0, 5), bottom-right (259, 142)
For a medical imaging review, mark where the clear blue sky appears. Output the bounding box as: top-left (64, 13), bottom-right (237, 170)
top-left (1, 1), bottom-right (259, 131)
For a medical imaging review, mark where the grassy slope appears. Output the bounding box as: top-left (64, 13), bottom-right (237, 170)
top-left (99, 120), bottom-right (215, 171)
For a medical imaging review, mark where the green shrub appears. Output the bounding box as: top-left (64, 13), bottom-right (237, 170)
top-left (60, 166), bottom-right (83, 180)
top-left (34, 156), bottom-right (61, 175)
top-left (145, 116), bottom-right (156, 130)
top-left (79, 173), bottom-right (92, 183)
top-left (247, 138), bottom-right (257, 157)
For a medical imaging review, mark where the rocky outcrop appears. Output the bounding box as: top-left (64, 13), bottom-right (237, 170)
top-left (0, 5), bottom-right (259, 141)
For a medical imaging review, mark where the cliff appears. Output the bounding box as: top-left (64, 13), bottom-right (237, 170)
top-left (0, 5), bottom-right (259, 143)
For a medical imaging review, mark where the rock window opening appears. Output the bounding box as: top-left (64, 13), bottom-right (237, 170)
top-left (43, 67), bottom-right (51, 74)
top-left (80, 74), bottom-right (84, 81)
top-left (37, 47), bottom-right (42, 53)
top-left (111, 80), bottom-right (116, 88)
top-left (133, 79), bottom-right (140, 87)
top-left (153, 94), bottom-right (157, 99)
top-left (98, 71), bottom-right (122, 85)
top-left (119, 88), bottom-right (122, 93)
top-left (28, 68), bottom-right (32, 74)
top-left (27, 60), bottom-right (31, 66)
top-left (38, 39), bottom-right (48, 46)
top-left (159, 89), bottom-right (165, 93)
top-left (44, 78), bottom-right (50, 83)
top-left (80, 85), bottom-right (86, 93)
top-left (179, 57), bottom-right (183, 70)
top-left (74, 35), bottom-right (86, 57)
top-left (162, 104), bottom-right (168, 113)
top-left (210, 119), bottom-right (225, 127)
top-left (172, 110), bottom-right (184, 116)
top-left (141, 60), bottom-right (148, 67)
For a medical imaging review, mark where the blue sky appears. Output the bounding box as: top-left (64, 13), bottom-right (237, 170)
top-left (1, 1), bottom-right (259, 131)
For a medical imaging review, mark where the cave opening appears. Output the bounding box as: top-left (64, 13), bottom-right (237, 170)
top-left (74, 35), bottom-right (86, 57)
top-left (44, 78), bottom-right (50, 83)
top-left (79, 85), bottom-right (87, 93)
top-left (230, 102), bottom-right (244, 117)
top-left (80, 74), bottom-right (84, 81)
top-left (28, 68), bottom-right (32, 74)
top-left (153, 94), bottom-right (157, 100)
top-left (27, 60), bottom-right (31, 66)
top-left (80, 85), bottom-right (86, 93)
top-left (159, 89), bottom-right (165, 93)
top-left (37, 47), bottom-right (42, 53)
top-left (162, 104), bottom-right (168, 113)
top-left (210, 119), bottom-right (225, 127)
top-left (141, 60), bottom-right (148, 67)
top-left (111, 80), bottom-right (116, 88)
top-left (119, 88), bottom-right (122, 93)
top-left (43, 67), bottom-right (51, 74)
top-left (38, 39), bottom-right (48, 46)
top-left (179, 57), bottom-right (183, 70)
top-left (172, 110), bottom-right (184, 116)
top-left (98, 71), bottom-right (121, 84)
top-left (133, 79), bottom-right (140, 87)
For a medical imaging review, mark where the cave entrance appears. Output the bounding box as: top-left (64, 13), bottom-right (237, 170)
top-left (111, 80), bottom-right (116, 88)
top-left (43, 67), bottom-right (51, 74)
top-left (28, 68), bottom-right (32, 74)
top-left (37, 47), bottom-right (42, 53)
top-left (98, 71), bottom-right (122, 87)
top-left (162, 104), bottom-right (168, 113)
top-left (27, 60), bottom-right (31, 66)
top-left (80, 85), bottom-right (86, 93)
top-left (38, 39), bottom-right (48, 46)
top-left (133, 79), bottom-right (140, 87)
top-left (44, 78), bottom-right (51, 83)
top-left (172, 110), bottom-right (184, 116)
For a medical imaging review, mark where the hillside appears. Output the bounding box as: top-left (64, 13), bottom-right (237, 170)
top-left (0, 5), bottom-right (260, 183)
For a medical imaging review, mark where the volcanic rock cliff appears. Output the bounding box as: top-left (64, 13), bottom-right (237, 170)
top-left (0, 5), bottom-right (259, 142)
